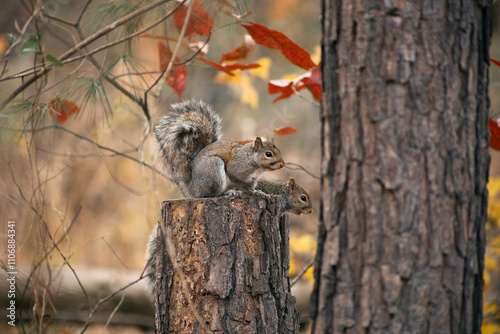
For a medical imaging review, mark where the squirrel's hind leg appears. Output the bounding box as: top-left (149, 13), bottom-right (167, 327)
top-left (189, 155), bottom-right (227, 197)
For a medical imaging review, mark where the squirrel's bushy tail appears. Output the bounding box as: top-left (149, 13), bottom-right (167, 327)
top-left (154, 100), bottom-right (221, 193)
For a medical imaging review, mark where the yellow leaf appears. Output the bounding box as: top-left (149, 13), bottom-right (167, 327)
top-left (482, 323), bottom-right (500, 334)
top-left (311, 45), bottom-right (321, 65)
top-left (214, 70), bottom-right (258, 109)
top-left (289, 257), bottom-right (297, 276)
top-left (249, 57), bottom-right (271, 80)
top-left (484, 302), bottom-right (499, 316)
top-left (485, 255), bottom-right (497, 271)
top-left (291, 234), bottom-right (316, 254)
top-left (240, 74), bottom-right (258, 109)
top-left (214, 69), bottom-right (242, 85)
top-left (303, 264), bottom-right (315, 284)
top-left (488, 177), bottom-right (500, 197)
top-left (281, 73), bottom-right (300, 81)
top-left (484, 268), bottom-right (491, 288)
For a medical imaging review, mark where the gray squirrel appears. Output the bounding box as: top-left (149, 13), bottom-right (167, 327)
top-left (154, 100), bottom-right (285, 198)
top-left (145, 177), bottom-right (313, 295)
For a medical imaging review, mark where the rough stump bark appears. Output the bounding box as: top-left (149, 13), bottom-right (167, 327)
top-left (153, 195), bottom-right (299, 333)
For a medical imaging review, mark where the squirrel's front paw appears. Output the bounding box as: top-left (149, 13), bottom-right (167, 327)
top-left (251, 189), bottom-right (270, 199)
top-left (225, 189), bottom-right (244, 197)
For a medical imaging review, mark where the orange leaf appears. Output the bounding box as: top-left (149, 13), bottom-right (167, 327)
top-left (489, 119), bottom-right (500, 151)
top-left (220, 34), bottom-right (256, 63)
top-left (273, 127), bottom-right (298, 136)
top-left (174, 0), bottom-right (213, 38)
top-left (236, 139), bottom-right (254, 145)
top-left (491, 58), bottom-right (500, 67)
top-left (158, 42), bottom-right (187, 98)
top-left (48, 98), bottom-right (79, 123)
top-left (242, 22), bottom-right (316, 70)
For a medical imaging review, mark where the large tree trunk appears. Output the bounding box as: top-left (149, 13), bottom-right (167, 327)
top-left (312, 0), bottom-right (492, 333)
top-left (153, 196), bottom-right (299, 333)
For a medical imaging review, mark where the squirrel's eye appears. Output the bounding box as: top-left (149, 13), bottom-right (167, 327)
top-left (265, 151), bottom-right (273, 157)
top-left (300, 195), bottom-right (307, 202)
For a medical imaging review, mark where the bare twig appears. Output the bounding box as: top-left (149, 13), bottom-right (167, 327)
top-left (79, 275), bottom-right (148, 333)
top-left (20, 124), bottom-right (169, 179)
top-left (291, 80), bottom-right (321, 108)
top-left (290, 257), bottom-right (315, 288)
top-left (285, 162), bottom-right (320, 179)
top-left (103, 294), bottom-right (126, 330)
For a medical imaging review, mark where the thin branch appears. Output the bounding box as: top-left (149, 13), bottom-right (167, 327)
top-left (21, 124), bottom-right (168, 179)
top-left (42, 13), bottom-right (74, 26)
top-left (103, 294), bottom-right (126, 330)
top-left (291, 84), bottom-right (321, 108)
top-left (143, 0), bottom-right (197, 114)
top-left (76, 0), bottom-right (94, 26)
top-left (79, 275), bottom-right (148, 333)
top-left (101, 238), bottom-right (129, 269)
top-left (290, 257), bottom-right (315, 288)
top-left (63, 2), bottom-right (187, 70)
top-left (58, 0), bottom-right (174, 61)
top-left (285, 162), bottom-right (320, 179)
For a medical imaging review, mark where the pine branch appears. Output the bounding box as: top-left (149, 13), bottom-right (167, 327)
top-left (0, 0), bottom-right (176, 111)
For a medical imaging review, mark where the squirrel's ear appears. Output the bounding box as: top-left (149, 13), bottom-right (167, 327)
top-left (261, 134), bottom-right (268, 142)
top-left (254, 137), bottom-right (263, 151)
top-left (286, 177), bottom-right (296, 193)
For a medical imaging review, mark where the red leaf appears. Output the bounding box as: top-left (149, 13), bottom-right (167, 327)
top-left (300, 66), bottom-right (322, 102)
top-left (489, 119), bottom-right (500, 150)
top-left (242, 22), bottom-right (316, 70)
top-left (199, 57), bottom-right (260, 75)
top-left (268, 80), bottom-right (296, 103)
top-left (220, 34), bottom-right (255, 62)
top-left (167, 67), bottom-right (187, 98)
top-left (48, 98), bottom-right (79, 123)
top-left (199, 57), bottom-right (234, 75)
top-left (273, 127), bottom-right (298, 136)
top-left (491, 58), bottom-right (500, 67)
top-left (268, 67), bottom-right (322, 103)
top-left (174, 0), bottom-right (213, 38)
top-left (158, 42), bottom-right (187, 98)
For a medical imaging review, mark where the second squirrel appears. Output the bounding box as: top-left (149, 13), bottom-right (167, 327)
top-left (255, 177), bottom-right (313, 215)
top-left (154, 100), bottom-right (285, 198)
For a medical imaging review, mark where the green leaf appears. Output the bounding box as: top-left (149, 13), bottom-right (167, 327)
top-left (19, 34), bottom-right (40, 55)
top-left (46, 54), bottom-right (64, 67)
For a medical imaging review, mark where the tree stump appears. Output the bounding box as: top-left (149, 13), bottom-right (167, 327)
top-left (152, 195), bottom-right (299, 333)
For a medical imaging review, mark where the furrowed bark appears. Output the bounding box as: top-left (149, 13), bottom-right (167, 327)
top-left (313, 0), bottom-right (492, 333)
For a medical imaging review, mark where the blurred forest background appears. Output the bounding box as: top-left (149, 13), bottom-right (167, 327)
top-left (0, 0), bottom-right (499, 333)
